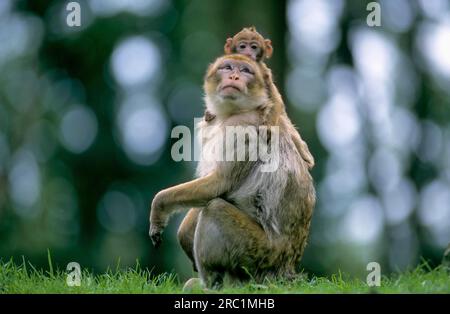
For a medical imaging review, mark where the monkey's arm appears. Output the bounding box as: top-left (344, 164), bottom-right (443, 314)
top-left (278, 115), bottom-right (315, 169)
top-left (291, 130), bottom-right (315, 169)
top-left (261, 67), bottom-right (314, 169)
top-left (149, 171), bottom-right (229, 247)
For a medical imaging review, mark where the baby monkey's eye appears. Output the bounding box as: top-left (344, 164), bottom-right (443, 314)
top-left (251, 45), bottom-right (258, 50)
top-left (239, 44), bottom-right (247, 50)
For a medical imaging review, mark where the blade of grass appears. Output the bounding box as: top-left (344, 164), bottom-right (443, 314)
top-left (47, 249), bottom-right (54, 278)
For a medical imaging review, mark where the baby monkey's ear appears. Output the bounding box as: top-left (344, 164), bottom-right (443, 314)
top-left (224, 38), bottom-right (234, 54)
top-left (264, 39), bottom-right (273, 59)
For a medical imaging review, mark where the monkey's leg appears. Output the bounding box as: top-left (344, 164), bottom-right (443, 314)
top-left (194, 198), bottom-right (273, 288)
top-left (177, 208), bottom-right (201, 271)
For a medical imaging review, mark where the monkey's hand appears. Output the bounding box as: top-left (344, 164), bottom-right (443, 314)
top-left (149, 226), bottom-right (162, 248)
top-left (149, 192), bottom-right (169, 248)
top-left (149, 172), bottom-right (226, 248)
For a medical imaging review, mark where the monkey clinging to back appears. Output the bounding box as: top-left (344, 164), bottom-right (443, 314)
top-left (205, 26), bottom-right (315, 170)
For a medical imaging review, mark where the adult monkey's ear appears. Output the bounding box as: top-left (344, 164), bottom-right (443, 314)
top-left (224, 38), bottom-right (234, 54)
top-left (264, 39), bottom-right (273, 59)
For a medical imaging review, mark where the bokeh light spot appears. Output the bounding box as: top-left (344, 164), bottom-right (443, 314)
top-left (8, 150), bottom-right (41, 215)
top-left (60, 105), bottom-right (98, 154)
top-left (111, 36), bottom-right (161, 88)
top-left (97, 190), bottom-right (137, 234)
top-left (117, 93), bottom-right (168, 165)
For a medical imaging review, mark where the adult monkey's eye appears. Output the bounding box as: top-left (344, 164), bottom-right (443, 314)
top-left (241, 67), bottom-right (252, 74)
top-left (218, 63), bottom-right (232, 72)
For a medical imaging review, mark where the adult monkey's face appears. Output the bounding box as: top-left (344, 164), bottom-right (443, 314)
top-left (204, 54), bottom-right (267, 117)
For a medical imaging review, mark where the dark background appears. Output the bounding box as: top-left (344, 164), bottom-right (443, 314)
top-left (0, 0), bottom-right (449, 280)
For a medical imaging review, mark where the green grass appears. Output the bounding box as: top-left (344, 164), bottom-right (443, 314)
top-left (0, 258), bottom-right (449, 294)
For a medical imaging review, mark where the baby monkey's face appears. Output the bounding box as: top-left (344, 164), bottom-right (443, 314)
top-left (224, 27), bottom-right (273, 61)
top-left (235, 40), bottom-right (262, 61)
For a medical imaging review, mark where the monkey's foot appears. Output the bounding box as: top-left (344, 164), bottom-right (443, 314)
top-left (182, 278), bottom-right (205, 292)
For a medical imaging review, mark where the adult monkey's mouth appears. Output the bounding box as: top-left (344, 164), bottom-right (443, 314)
top-left (221, 84), bottom-right (241, 92)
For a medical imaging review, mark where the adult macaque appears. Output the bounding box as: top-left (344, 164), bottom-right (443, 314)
top-left (149, 54), bottom-right (315, 288)
top-left (205, 26), bottom-right (315, 169)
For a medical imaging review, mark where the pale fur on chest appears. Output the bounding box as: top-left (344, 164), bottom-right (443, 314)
top-left (195, 111), bottom-right (262, 178)
top-left (195, 114), bottom-right (304, 235)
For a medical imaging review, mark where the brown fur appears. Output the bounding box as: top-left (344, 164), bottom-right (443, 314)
top-left (149, 55), bottom-right (315, 288)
